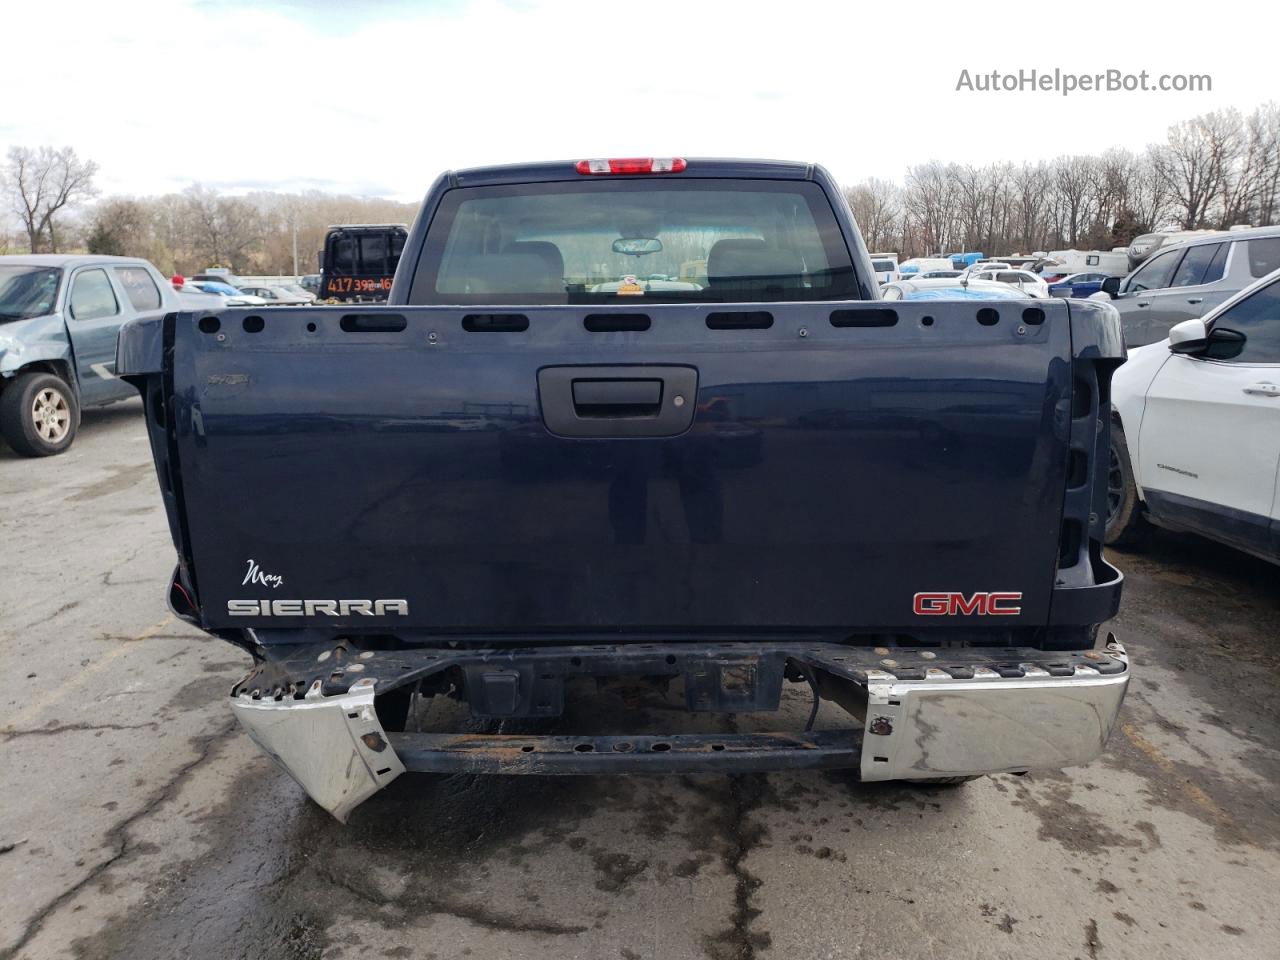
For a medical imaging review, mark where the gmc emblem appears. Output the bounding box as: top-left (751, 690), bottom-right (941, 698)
top-left (913, 591), bottom-right (1022, 616)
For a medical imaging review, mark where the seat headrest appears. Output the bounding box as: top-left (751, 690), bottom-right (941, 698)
top-left (707, 238), bottom-right (804, 292)
top-left (503, 241), bottom-right (564, 281)
top-left (439, 251), bottom-right (565, 295)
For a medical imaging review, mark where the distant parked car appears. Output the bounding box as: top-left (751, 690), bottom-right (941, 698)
top-left (278, 283), bottom-right (318, 301)
top-left (1096, 226), bottom-right (1280, 346)
top-left (1109, 268), bottom-right (1280, 563)
top-left (879, 277), bottom-right (1032, 300)
top-left (0, 255), bottom-right (183, 456)
top-left (185, 280), bottom-right (268, 306)
top-left (192, 272), bottom-right (242, 287)
top-left (1047, 272), bottom-right (1113, 298)
top-left (960, 268), bottom-right (1050, 298)
top-left (870, 253), bottom-right (899, 283)
top-left (167, 276), bottom-right (225, 310)
top-left (236, 284), bottom-right (314, 305)
top-left (897, 257), bottom-right (956, 277)
top-left (912, 270), bottom-right (963, 280)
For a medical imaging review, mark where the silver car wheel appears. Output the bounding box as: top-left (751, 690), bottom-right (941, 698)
top-left (32, 387), bottom-right (71, 443)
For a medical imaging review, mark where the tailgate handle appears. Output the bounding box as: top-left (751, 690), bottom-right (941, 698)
top-left (572, 378), bottom-right (662, 415)
top-left (539, 365), bottom-right (698, 438)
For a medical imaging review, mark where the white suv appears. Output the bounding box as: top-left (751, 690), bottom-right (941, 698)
top-left (961, 268), bottom-right (1049, 298)
top-left (1108, 268), bottom-right (1280, 563)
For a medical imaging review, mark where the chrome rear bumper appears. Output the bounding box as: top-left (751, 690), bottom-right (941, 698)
top-left (859, 646), bottom-right (1129, 782)
top-left (230, 638), bottom-right (1128, 820)
top-left (232, 678), bottom-right (404, 822)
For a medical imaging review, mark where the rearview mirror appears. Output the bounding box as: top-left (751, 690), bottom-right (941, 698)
top-left (612, 237), bottom-right (663, 256)
top-left (1168, 317), bottom-right (1207, 351)
top-left (1169, 318), bottom-right (1247, 360)
top-left (1100, 276), bottom-right (1121, 297)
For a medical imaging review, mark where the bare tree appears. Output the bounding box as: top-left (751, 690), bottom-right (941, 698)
top-left (1128, 148), bottom-right (1172, 233)
top-left (954, 165), bottom-right (988, 252)
top-left (1094, 149), bottom-right (1136, 235)
top-left (57, 103), bottom-right (1280, 271)
top-left (183, 185), bottom-right (264, 270)
top-left (1155, 110), bottom-right (1242, 229)
top-left (955, 163), bottom-right (1015, 253)
top-left (1053, 155), bottom-right (1101, 246)
top-left (94, 188), bottom-right (416, 275)
top-left (85, 198), bottom-right (154, 257)
top-left (904, 162), bottom-right (962, 255)
top-left (844, 179), bottom-right (901, 253)
top-left (1011, 162), bottom-right (1050, 252)
top-left (2, 146), bottom-right (98, 253)
top-left (1218, 103), bottom-right (1280, 227)
top-left (1248, 102), bottom-right (1280, 227)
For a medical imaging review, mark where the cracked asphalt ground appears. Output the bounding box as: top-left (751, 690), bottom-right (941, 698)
top-left (2, 398), bottom-right (1279, 960)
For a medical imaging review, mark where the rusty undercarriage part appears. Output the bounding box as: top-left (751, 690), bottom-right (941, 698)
top-left (229, 637), bottom-right (1129, 820)
top-left (387, 730), bottom-right (863, 774)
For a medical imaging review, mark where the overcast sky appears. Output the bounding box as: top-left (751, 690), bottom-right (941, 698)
top-left (6, 0), bottom-right (1271, 201)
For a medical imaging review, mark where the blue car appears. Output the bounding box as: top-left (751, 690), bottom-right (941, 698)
top-left (879, 278), bottom-right (1032, 301)
top-left (0, 255), bottom-right (210, 456)
top-left (896, 286), bottom-right (1029, 300)
top-left (1046, 272), bottom-right (1113, 299)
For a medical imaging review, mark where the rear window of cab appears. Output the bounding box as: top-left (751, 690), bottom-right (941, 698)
top-left (408, 179), bottom-right (858, 305)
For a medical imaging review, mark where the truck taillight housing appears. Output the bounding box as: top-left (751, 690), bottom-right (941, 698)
top-left (575, 157), bottom-right (687, 175)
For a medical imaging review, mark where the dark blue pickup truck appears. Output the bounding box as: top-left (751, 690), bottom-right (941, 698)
top-left (119, 158), bottom-right (1128, 820)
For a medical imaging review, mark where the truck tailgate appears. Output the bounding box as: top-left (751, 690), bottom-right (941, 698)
top-left (121, 299), bottom-right (1117, 637)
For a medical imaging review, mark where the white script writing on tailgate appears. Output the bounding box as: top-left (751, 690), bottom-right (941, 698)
top-left (242, 559), bottom-right (284, 589)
